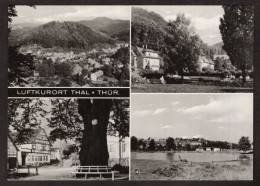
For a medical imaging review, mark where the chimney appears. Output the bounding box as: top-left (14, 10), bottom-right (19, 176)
top-left (142, 45), bottom-right (144, 49)
top-left (145, 44), bottom-right (147, 49)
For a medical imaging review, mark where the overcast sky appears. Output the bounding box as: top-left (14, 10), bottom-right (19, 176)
top-left (135, 6), bottom-right (224, 46)
top-left (131, 94), bottom-right (253, 143)
top-left (12, 5), bottom-right (130, 24)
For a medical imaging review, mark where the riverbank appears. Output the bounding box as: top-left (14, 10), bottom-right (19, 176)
top-left (131, 159), bottom-right (253, 180)
top-left (131, 84), bottom-right (253, 93)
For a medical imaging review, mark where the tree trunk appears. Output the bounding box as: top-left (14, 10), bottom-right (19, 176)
top-left (78, 99), bottom-right (113, 166)
top-left (242, 68), bottom-right (246, 83)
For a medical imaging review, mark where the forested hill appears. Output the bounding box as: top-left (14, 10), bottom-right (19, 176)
top-left (211, 42), bottom-right (227, 55)
top-left (79, 17), bottom-right (130, 36)
top-left (131, 7), bottom-right (168, 50)
top-left (132, 7), bottom-right (217, 58)
top-left (111, 30), bottom-right (130, 42)
top-left (9, 21), bottom-right (115, 49)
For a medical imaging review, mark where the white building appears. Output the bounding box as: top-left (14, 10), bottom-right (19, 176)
top-left (134, 46), bottom-right (162, 71)
top-left (90, 70), bottom-right (104, 81)
top-left (11, 128), bottom-right (52, 166)
top-left (50, 147), bottom-right (61, 160)
top-left (198, 56), bottom-right (215, 71)
top-left (107, 136), bottom-right (129, 166)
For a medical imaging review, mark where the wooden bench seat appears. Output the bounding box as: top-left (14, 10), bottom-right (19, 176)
top-left (70, 166), bottom-right (119, 180)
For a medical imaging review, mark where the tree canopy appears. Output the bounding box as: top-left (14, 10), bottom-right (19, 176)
top-left (238, 136), bottom-right (251, 151)
top-left (166, 137), bottom-right (176, 151)
top-left (220, 5), bottom-right (254, 82)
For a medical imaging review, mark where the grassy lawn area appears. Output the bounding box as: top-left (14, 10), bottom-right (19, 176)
top-left (131, 159), bottom-right (253, 180)
top-left (9, 165), bottom-right (129, 180)
top-left (131, 84), bottom-right (253, 93)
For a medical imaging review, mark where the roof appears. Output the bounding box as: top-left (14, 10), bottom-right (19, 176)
top-left (131, 50), bottom-right (137, 57)
top-left (143, 48), bottom-right (159, 54)
top-left (200, 56), bottom-right (214, 65)
top-left (8, 133), bottom-right (19, 151)
top-left (10, 127), bottom-right (51, 146)
top-left (136, 47), bottom-right (161, 59)
top-left (143, 56), bottom-right (161, 60)
top-left (213, 54), bottom-right (229, 60)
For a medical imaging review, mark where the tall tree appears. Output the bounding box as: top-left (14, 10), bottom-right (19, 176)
top-left (162, 14), bottom-right (200, 79)
top-left (8, 5), bottom-right (36, 86)
top-left (238, 136), bottom-right (251, 152)
top-left (47, 99), bottom-right (83, 143)
top-left (8, 99), bottom-right (47, 144)
top-left (131, 136), bottom-right (139, 151)
top-left (48, 99), bottom-right (129, 166)
top-left (166, 137), bottom-right (176, 151)
top-left (220, 5), bottom-right (254, 82)
top-left (78, 99), bottom-right (113, 165)
top-left (8, 46), bottom-right (35, 86)
top-left (148, 139), bottom-right (155, 151)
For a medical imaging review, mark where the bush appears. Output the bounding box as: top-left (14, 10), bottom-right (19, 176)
top-left (57, 78), bottom-right (72, 87)
top-left (38, 78), bottom-right (47, 86)
top-left (50, 159), bottom-right (60, 165)
top-left (54, 63), bottom-right (73, 77)
top-left (112, 164), bottom-right (129, 174)
top-left (139, 69), bottom-right (164, 79)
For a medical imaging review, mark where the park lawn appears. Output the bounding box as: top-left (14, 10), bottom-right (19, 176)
top-left (131, 84), bottom-right (253, 93)
top-left (131, 159), bottom-right (253, 180)
top-left (9, 165), bottom-right (129, 180)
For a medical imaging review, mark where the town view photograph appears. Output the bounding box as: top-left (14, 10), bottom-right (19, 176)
top-left (131, 6), bottom-right (253, 93)
top-left (8, 98), bottom-right (129, 180)
top-left (131, 94), bottom-right (253, 180)
top-left (8, 6), bottom-right (130, 87)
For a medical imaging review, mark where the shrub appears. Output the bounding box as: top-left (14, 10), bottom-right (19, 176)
top-left (57, 78), bottom-right (72, 87)
top-left (38, 78), bottom-right (47, 86)
top-left (139, 69), bottom-right (164, 79)
top-left (112, 164), bottom-right (129, 174)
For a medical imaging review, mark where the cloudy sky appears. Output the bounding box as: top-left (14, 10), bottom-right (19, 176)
top-left (131, 94), bottom-right (253, 143)
top-left (12, 5), bottom-right (130, 24)
top-left (135, 6), bottom-right (224, 45)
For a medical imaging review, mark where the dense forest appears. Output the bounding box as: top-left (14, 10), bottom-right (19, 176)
top-left (211, 42), bottom-right (227, 55)
top-left (79, 17), bottom-right (129, 42)
top-left (9, 21), bottom-right (116, 49)
top-left (131, 7), bottom-right (218, 60)
top-left (111, 30), bottom-right (130, 42)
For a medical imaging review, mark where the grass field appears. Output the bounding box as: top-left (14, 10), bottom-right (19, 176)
top-left (131, 159), bottom-right (253, 180)
top-left (131, 84), bottom-right (253, 93)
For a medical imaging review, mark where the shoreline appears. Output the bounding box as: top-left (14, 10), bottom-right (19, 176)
top-left (131, 156), bottom-right (253, 180)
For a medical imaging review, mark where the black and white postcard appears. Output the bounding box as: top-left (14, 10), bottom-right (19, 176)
top-left (1, 2), bottom-right (258, 185)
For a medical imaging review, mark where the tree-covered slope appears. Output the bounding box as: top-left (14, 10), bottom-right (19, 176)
top-left (79, 17), bottom-right (130, 36)
top-left (9, 21), bottom-right (115, 49)
top-left (131, 7), bottom-right (168, 50)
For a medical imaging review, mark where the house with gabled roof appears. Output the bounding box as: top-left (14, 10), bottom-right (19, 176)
top-left (8, 134), bottom-right (19, 170)
top-left (10, 127), bottom-right (52, 166)
top-left (133, 45), bottom-right (163, 71)
top-left (198, 56), bottom-right (215, 71)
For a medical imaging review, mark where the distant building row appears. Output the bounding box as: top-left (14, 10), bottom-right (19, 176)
top-left (131, 45), bottom-right (230, 72)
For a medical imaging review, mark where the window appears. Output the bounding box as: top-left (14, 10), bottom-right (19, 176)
top-left (32, 155), bottom-right (34, 161)
top-left (122, 143), bottom-right (126, 153)
top-left (42, 144), bottom-right (46, 151)
top-left (46, 156), bottom-right (48, 161)
top-left (109, 144), bottom-right (114, 152)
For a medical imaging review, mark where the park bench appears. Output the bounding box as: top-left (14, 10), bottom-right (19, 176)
top-left (70, 166), bottom-right (119, 180)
